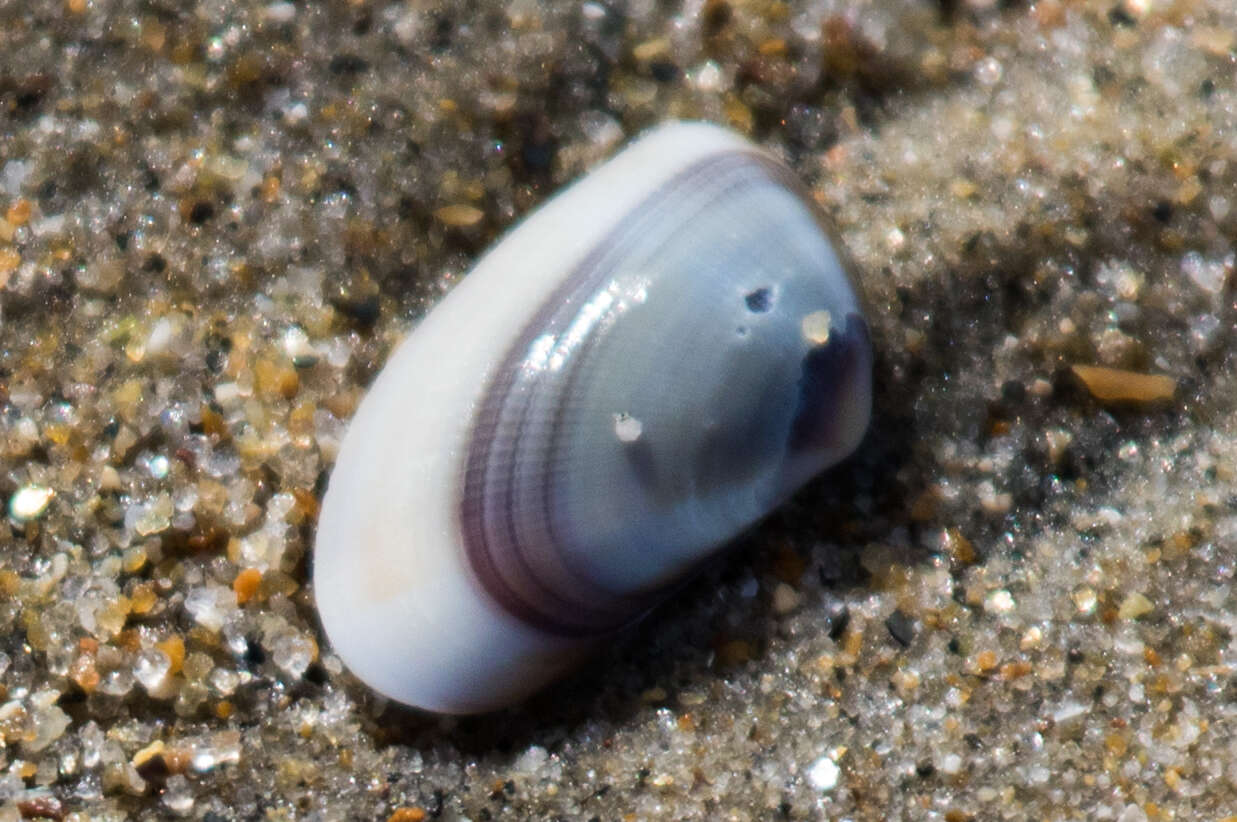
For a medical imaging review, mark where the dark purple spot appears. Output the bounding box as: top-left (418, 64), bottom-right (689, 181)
top-left (787, 313), bottom-right (871, 453)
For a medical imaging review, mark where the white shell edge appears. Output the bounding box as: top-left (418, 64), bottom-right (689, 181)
top-left (313, 122), bottom-right (758, 713)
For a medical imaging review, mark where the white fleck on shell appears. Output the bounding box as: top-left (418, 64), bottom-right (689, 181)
top-left (313, 122), bottom-right (873, 714)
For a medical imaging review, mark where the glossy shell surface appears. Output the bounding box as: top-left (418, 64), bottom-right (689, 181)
top-left (313, 122), bottom-right (873, 714)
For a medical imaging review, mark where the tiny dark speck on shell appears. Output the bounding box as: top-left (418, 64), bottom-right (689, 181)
top-left (744, 287), bottom-right (773, 312)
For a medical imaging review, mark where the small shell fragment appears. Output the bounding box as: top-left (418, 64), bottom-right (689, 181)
top-left (1070, 364), bottom-right (1176, 404)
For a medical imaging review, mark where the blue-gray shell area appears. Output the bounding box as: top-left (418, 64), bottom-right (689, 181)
top-left (459, 150), bottom-right (871, 637)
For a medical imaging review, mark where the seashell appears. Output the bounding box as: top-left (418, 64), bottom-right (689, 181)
top-left (313, 122), bottom-right (873, 714)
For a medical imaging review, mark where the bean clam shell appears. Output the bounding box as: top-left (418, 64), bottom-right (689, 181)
top-left (313, 122), bottom-right (873, 714)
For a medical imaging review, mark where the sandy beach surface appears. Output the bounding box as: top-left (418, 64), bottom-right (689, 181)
top-left (2, 0), bottom-right (1236, 819)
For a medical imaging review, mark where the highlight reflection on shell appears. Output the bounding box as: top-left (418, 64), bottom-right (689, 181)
top-left (313, 122), bottom-right (874, 714)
